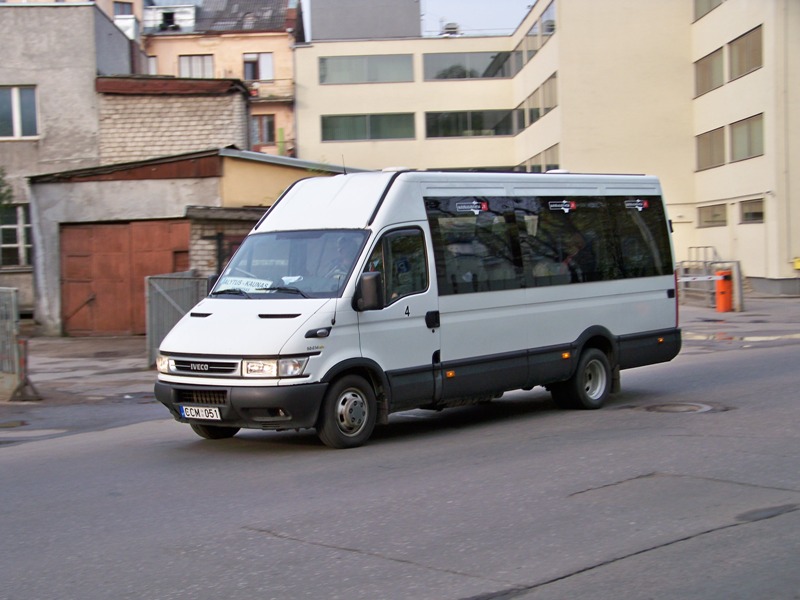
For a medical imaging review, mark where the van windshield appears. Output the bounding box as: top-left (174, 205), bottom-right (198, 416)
top-left (212, 230), bottom-right (368, 299)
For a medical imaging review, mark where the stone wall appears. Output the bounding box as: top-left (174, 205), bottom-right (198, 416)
top-left (187, 206), bottom-right (265, 276)
top-left (99, 94), bottom-right (248, 164)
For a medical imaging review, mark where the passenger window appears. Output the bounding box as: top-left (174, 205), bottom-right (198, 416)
top-left (365, 229), bottom-right (428, 304)
top-left (426, 197), bottom-right (521, 295)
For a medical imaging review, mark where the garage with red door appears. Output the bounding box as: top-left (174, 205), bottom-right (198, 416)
top-left (60, 220), bottom-right (189, 336)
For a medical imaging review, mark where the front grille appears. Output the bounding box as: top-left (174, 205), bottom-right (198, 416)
top-left (172, 358), bottom-right (239, 376)
top-left (176, 389), bottom-right (227, 405)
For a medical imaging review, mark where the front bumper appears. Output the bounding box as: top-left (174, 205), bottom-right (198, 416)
top-left (154, 381), bottom-right (328, 431)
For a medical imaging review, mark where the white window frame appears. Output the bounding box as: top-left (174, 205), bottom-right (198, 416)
top-left (178, 55), bottom-right (214, 78)
top-left (244, 53), bottom-right (274, 81)
top-left (0, 86), bottom-right (39, 139)
top-left (0, 204), bottom-right (32, 268)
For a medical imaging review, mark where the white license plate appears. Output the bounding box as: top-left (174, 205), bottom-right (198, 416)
top-left (180, 406), bottom-right (221, 421)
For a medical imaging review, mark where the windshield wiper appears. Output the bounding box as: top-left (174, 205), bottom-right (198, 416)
top-left (255, 286), bottom-right (310, 298)
top-left (210, 288), bottom-right (252, 298)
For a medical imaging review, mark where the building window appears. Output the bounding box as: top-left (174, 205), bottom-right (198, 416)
top-left (113, 1), bottom-right (133, 15)
top-left (729, 26), bottom-right (762, 81)
top-left (695, 48), bottom-right (723, 96)
top-left (244, 53), bottom-right (274, 81)
top-left (0, 86), bottom-right (38, 138)
top-left (526, 88), bottom-right (541, 126)
top-left (730, 113), bottom-right (763, 162)
top-left (541, 73), bottom-right (558, 115)
top-left (320, 55), bottom-right (413, 84)
top-left (423, 52), bottom-right (514, 80)
top-left (696, 127), bottom-right (725, 170)
top-left (740, 199), bottom-right (764, 224)
top-left (544, 144), bottom-right (559, 171)
top-left (147, 56), bottom-right (158, 75)
top-left (540, 1), bottom-right (556, 46)
top-left (525, 20), bottom-right (540, 61)
top-left (0, 204), bottom-right (32, 267)
top-left (178, 55), bottom-right (214, 78)
top-left (694, 0), bottom-right (722, 21)
top-left (523, 151), bottom-right (544, 173)
top-left (425, 110), bottom-right (519, 138)
top-left (322, 113), bottom-right (415, 141)
top-left (251, 115), bottom-right (275, 146)
top-left (698, 204), bottom-right (727, 228)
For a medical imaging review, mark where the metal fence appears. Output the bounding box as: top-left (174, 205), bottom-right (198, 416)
top-left (0, 287), bottom-right (39, 401)
top-left (0, 287), bottom-right (18, 374)
top-left (146, 272), bottom-right (208, 366)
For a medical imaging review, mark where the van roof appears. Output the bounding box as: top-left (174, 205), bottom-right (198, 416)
top-left (258, 171), bottom-right (663, 232)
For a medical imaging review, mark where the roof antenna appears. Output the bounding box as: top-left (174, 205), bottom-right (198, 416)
top-left (342, 155), bottom-right (347, 175)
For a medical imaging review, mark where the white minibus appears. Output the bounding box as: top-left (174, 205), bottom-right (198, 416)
top-left (155, 170), bottom-right (681, 448)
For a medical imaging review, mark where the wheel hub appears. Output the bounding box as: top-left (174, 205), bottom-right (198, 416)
top-left (336, 390), bottom-right (367, 435)
top-left (583, 359), bottom-right (607, 400)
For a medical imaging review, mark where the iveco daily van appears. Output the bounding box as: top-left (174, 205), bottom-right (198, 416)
top-left (155, 170), bottom-right (681, 448)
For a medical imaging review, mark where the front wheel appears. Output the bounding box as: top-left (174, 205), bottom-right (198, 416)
top-left (189, 423), bottom-right (240, 439)
top-left (317, 375), bottom-right (377, 449)
top-left (551, 348), bottom-right (612, 410)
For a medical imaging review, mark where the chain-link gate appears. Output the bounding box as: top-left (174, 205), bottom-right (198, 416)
top-left (146, 273), bottom-right (208, 366)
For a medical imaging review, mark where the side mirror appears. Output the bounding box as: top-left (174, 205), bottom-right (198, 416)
top-left (353, 271), bottom-right (384, 311)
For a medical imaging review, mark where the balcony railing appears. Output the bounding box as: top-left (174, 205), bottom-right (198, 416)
top-left (247, 78), bottom-right (294, 102)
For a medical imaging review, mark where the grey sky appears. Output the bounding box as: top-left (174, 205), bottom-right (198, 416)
top-left (421, 0), bottom-right (534, 36)
top-left (301, 0), bottom-right (535, 39)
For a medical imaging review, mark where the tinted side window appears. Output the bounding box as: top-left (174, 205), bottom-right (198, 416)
top-left (426, 197), bottom-right (522, 295)
top-left (426, 195), bottom-right (672, 296)
top-left (516, 196), bottom-right (672, 286)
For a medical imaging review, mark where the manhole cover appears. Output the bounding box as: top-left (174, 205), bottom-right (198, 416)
top-left (644, 403), bottom-right (714, 413)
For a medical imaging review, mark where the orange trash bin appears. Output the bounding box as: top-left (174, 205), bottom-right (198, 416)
top-left (715, 270), bottom-right (733, 312)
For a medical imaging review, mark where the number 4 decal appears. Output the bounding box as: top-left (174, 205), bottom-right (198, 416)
top-left (405, 306), bottom-right (411, 317)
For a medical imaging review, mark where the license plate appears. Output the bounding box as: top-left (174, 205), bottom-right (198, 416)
top-left (180, 406), bottom-right (221, 421)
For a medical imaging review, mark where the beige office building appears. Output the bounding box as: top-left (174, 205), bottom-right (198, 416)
top-left (294, 0), bottom-right (799, 294)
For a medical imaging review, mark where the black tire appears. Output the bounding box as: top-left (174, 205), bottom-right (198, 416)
top-left (189, 423), bottom-right (240, 440)
top-left (551, 348), bottom-right (611, 410)
top-left (316, 375), bottom-right (377, 449)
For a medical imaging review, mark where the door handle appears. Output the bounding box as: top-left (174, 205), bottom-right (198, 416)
top-left (425, 310), bottom-right (440, 329)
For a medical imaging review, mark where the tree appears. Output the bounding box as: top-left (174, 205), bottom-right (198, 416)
top-left (0, 167), bottom-right (13, 205)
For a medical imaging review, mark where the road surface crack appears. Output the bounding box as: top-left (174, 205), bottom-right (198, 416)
top-left (243, 525), bottom-right (527, 590)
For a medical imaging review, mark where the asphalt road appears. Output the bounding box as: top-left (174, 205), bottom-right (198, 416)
top-left (2, 337), bottom-right (800, 600)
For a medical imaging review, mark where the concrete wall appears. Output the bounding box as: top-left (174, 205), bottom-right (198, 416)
top-left (219, 156), bottom-right (333, 207)
top-left (94, 8), bottom-right (134, 76)
top-left (309, 0), bottom-right (420, 40)
top-left (29, 178), bottom-right (219, 333)
top-left (0, 5), bottom-right (131, 198)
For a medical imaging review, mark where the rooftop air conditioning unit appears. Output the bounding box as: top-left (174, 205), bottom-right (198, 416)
top-left (442, 22), bottom-right (460, 36)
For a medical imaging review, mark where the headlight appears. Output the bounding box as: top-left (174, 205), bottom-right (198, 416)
top-left (242, 359), bottom-right (278, 377)
top-left (242, 357), bottom-right (309, 378)
top-left (156, 354), bottom-right (175, 374)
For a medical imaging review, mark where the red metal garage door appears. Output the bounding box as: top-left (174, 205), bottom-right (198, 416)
top-left (60, 220), bottom-right (190, 336)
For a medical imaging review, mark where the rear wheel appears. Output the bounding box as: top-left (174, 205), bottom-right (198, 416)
top-left (189, 423), bottom-right (240, 439)
top-left (551, 348), bottom-right (611, 410)
top-left (317, 375), bottom-right (377, 449)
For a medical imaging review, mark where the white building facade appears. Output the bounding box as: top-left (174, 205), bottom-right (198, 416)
top-left (293, 0), bottom-right (800, 294)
